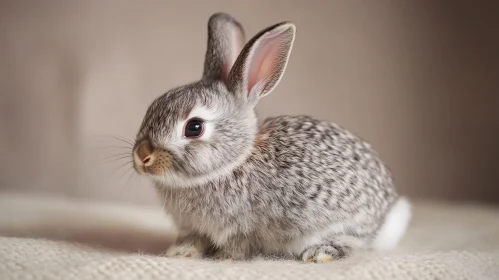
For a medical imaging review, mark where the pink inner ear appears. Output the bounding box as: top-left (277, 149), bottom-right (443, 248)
top-left (247, 35), bottom-right (285, 96)
top-left (222, 28), bottom-right (245, 84)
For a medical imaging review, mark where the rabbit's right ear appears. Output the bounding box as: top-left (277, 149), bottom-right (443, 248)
top-left (202, 13), bottom-right (245, 85)
top-left (227, 21), bottom-right (296, 105)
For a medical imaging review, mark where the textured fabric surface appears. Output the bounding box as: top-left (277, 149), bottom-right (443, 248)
top-left (0, 192), bottom-right (498, 280)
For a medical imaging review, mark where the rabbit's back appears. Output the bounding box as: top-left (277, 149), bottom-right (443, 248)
top-left (249, 115), bottom-right (400, 242)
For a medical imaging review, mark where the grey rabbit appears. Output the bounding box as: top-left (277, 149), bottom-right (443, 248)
top-left (132, 12), bottom-right (411, 262)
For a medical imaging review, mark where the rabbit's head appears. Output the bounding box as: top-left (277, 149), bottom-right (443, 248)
top-left (133, 13), bottom-right (296, 188)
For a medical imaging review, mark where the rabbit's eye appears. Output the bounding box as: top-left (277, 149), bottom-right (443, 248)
top-left (184, 118), bottom-right (205, 138)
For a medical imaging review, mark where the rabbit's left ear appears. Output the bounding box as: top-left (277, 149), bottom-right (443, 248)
top-left (202, 13), bottom-right (245, 84)
top-left (228, 22), bottom-right (296, 103)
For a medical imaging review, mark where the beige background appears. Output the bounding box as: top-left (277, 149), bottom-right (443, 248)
top-left (0, 1), bottom-right (498, 205)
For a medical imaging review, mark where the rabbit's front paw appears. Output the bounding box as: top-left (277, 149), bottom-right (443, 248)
top-left (300, 244), bottom-right (351, 263)
top-left (164, 243), bottom-right (203, 258)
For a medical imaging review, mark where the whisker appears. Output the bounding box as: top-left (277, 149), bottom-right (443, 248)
top-left (119, 166), bottom-right (136, 197)
top-left (101, 135), bottom-right (135, 146)
top-left (106, 161), bottom-right (133, 181)
top-left (102, 152), bottom-right (133, 158)
top-left (125, 167), bottom-right (136, 187)
top-left (100, 154), bottom-right (133, 164)
top-left (128, 172), bottom-right (142, 199)
top-left (116, 136), bottom-right (135, 146)
top-left (93, 134), bottom-right (135, 147)
top-left (133, 173), bottom-right (143, 197)
top-left (95, 146), bottom-right (133, 150)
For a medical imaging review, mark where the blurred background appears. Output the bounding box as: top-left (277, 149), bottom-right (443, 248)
top-left (0, 0), bottom-right (498, 206)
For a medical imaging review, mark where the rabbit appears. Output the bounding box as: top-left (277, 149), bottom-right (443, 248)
top-left (131, 12), bottom-right (411, 262)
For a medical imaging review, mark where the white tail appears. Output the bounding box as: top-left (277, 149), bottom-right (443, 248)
top-left (371, 196), bottom-right (412, 250)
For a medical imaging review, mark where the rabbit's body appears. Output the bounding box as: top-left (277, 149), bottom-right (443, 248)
top-left (156, 115), bottom-right (403, 260)
top-left (132, 13), bottom-right (411, 262)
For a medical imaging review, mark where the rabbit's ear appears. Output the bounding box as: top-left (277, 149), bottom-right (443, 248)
top-left (202, 13), bottom-right (245, 84)
top-left (228, 22), bottom-right (296, 103)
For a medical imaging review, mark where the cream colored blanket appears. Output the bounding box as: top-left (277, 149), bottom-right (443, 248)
top-left (0, 192), bottom-right (498, 280)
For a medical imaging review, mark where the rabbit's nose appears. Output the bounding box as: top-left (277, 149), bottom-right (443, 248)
top-left (134, 140), bottom-right (154, 167)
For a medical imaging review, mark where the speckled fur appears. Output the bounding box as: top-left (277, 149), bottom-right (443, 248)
top-left (134, 13), bottom-right (404, 262)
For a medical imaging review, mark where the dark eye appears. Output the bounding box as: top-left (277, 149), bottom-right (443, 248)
top-left (184, 118), bottom-right (205, 138)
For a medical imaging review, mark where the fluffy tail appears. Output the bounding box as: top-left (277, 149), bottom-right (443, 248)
top-left (371, 196), bottom-right (412, 250)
